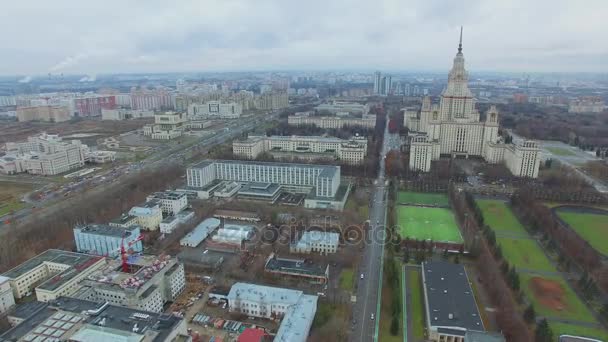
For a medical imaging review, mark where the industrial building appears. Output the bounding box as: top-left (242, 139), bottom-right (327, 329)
top-left (421, 261), bottom-right (486, 342)
top-left (227, 283), bottom-right (318, 342)
top-left (74, 254), bottom-right (185, 313)
top-left (73, 224), bottom-right (143, 257)
top-left (146, 191), bottom-right (188, 216)
top-left (233, 135), bottom-right (368, 165)
top-left (291, 231), bottom-right (340, 254)
top-left (186, 160), bottom-right (350, 210)
top-left (180, 218), bottom-right (221, 247)
top-left (1, 250), bottom-right (106, 301)
top-left (0, 297), bottom-right (187, 342)
top-left (264, 253), bottom-right (329, 284)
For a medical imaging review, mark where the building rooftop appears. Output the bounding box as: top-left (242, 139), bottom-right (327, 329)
top-left (2, 249), bottom-right (101, 286)
top-left (191, 159), bottom-right (340, 179)
top-left (0, 297), bottom-right (184, 342)
top-left (180, 218), bottom-right (221, 246)
top-left (82, 254), bottom-right (174, 291)
top-left (148, 191), bottom-right (187, 201)
top-left (265, 255), bottom-right (328, 278)
top-left (75, 224), bottom-right (139, 238)
top-left (110, 214), bottom-right (138, 226)
top-left (422, 261), bottom-right (484, 332)
top-left (465, 330), bottom-right (505, 342)
top-left (296, 231), bottom-right (340, 249)
top-left (7, 301), bottom-right (49, 321)
top-left (213, 210), bottom-right (260, 221)
top-left (238, 182), bottom-right (281, 197)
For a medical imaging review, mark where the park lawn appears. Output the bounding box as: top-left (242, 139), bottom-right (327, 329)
top-left (477, 200), bottom-right (528, 237)
top-left (556, 211), bottom-right (608, 255)
top-left (497, 237), bottom-right (556, 272)
top-left (397, 191), bottom-right (449, 207)
top-left (546, 147), bottom-right (577, 157)
top-left (0, 182), bottom-right (32, 217)
top-left (407, 268), bottom-right (425, 340)
top-left (520, 273), bottom-right (597, 324)
top-left (339, 268), bottom-right (355, 291)
top-left (397, 206), bottom-right (463, 243)
top-left (345, 197), bottom-right (370, 221)
top-left (550, 322), bottom-right (608, 341)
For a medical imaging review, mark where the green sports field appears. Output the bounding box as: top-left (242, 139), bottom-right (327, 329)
top-left (477, 200), bottom-right (528, 236)
top-left (521, 273), bottom-right (597, 324)
top-left (556, 210), bottom-right (608, 255)
top-left (397, 206), bottom-right (463, 243)
top-left (550, 322), bottom-right (608, 341)
top-left (397, 191), bottom-right (449, 207)
top-left (546, 147), bottom-right (577, 157)
top-left (497, 237), bottom-right (556, 272)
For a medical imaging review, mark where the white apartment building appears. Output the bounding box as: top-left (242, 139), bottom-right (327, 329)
top-left (101, 108), bottom-right (154, 120)
top-left (291, 231), bottom-right (340, 254)
top-left (16, 105), bottom-right (71, 122)
top-left (254, 91), bottom-right (289, 110)
top-left (406, 32), bottom-right (541, 178)
top-left (0, 276), bottom-right (15, 313)
top-left (143, 111), bottom-right (186, 140)
top-left (128, 200), bottom-right (164, 230)
top-left (288, 112), bottom-right (376, 129)
top-left (187, 160), bottom-right (340, 199)
top-left (227, 283), bottom-right (317, 342)
top-left (3, 133), bottom-right (89, 176)
top-left (1, 250), bottom-right (106, 301)
top-left (187, 101), bottom-right (242, 119)
top-left (146, 191), bottom-right (188, 216)
top-left (233, 135), bottom-right (368, 164)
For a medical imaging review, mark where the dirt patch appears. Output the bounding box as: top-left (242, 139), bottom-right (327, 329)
top-left (529, 277), bottom-right (566, 311)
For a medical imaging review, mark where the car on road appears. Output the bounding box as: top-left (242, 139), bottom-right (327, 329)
top-left (370, 314), bottom-right (374, 320)
top-left (360, 273), bottom-right (364, 279)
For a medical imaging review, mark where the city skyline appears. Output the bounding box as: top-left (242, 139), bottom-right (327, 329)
top-left (2, 0), bottom-right (608, 76)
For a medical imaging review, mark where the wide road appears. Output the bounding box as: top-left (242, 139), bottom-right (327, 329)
top-left (352, 117), bottom-right (401, 341)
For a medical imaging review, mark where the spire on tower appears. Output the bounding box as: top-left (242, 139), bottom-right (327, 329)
top-left (458, 26), bottom-right (463, 53)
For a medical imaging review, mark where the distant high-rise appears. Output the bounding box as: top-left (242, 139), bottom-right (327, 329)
top-left (373, 71), bottom-right (382, 94)
top-left (384, 75), bottom-right (392, 95)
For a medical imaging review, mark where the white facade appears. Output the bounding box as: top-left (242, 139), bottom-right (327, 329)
top-left (315, 101), bottom-right (369, 115)
top-left (129, 201), bottom-right (163, 230)
top-left (143, 111), bottom-right (186, 140)
top-left (0, 276), bottom-right (15, 313)
top-left (291, 231), bottom-right (340, 254)
top-left (406, 33), bottom-right (541, 178)
top-left (233, 135), bottom-right (368, 164)
top-left (288, 113), bottom-right (376, 129)
top-left (146, 191), bottom-right (188, 216)
top-left (187, 101), bottom-right (242, 118)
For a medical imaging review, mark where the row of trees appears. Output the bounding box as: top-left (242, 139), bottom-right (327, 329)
top-left (448, 184), bottom-right (533, 341)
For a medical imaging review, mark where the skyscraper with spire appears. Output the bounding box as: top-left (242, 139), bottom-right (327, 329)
top-left (406, 28), bottom-right (541, 178)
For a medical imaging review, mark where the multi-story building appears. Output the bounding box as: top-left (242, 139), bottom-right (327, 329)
top-left (406, 31), bottom-right (541, 178)
top-left (130, 87), bottom-right (173, 110)
top-left (187, 101), bottom-right (242, 118)
top-left (101, 108), bottom-right (154, 120)
top-left (74, 255), bottom-right (185, 313)
top-left (73, 95), bottom-right (116, 117)
top-left (3, 133), bottom-right (89, 176)
top-left (0, 276), bottom-right (15, 313)
top-left (143, 111), bottom-right (186, 140)
top-left (1, 250), bottom-right (106, 301)
top-left (568, 96), bottom-right (605, 113)
top-left (254, 91), bottom-right (289, 110)
top-left (146, 191), bottom-right (188, 216)
top-left (315, 101), bottom-right (370, 115)
top-left (128, 200), bottom-right (164, 230)
top-left (264, 254), bottom-right (329, 284)
top-left (227, 282), bottom-right (317, 342)
top-left (288, 112), bottom-right (376, 129)
top-left (73, 224), bottom-right (143, 258)
top-left (233, 135), bottom-right (368, 164)
top-left (373, 71), bottom-right (382, 94)
top-left (16, 105), bottom-right (71, 122)
top-left (290, 231), bottom-right (340, 254)
top-left (0, 297), bottom-right (187, 342)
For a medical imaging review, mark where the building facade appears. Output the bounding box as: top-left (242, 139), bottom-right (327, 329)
top-left (187, 101), bottom-right (242, 118)
top-left (291, 231), bottom-right (340, 254)
top-left (73, 224), bottom-right (143, 258)
top-left (233, 135), bottom-right (368, 164)
top-left (128, 200), bottom-right (164, 230)
top-left (146, 191), bottom-right (188, 216)
top-left (288, 112), bottom-right (376, 129)
top-left (406, 31), bottom-right (541, 178)
top-left (0, 276), bottom-right (15, 313)
top-left (143, 111), bottom-right (186, 140)
top-left (16, 105), bottom-right (71, 122)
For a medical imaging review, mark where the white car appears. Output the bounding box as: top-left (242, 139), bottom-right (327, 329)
top-left (360, 273), bottom-right (364, 279)
top-left (370, 313), bottom-right (375, 320)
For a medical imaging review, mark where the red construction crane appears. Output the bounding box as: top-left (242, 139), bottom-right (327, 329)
top-left (121, 234), bottom-right (144, 272)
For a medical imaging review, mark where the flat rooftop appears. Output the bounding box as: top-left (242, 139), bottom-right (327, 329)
top-left (83, 254), bottom-right (174, 291)
top-left (213, 209), bottom-right (260, 220)
top-left (75, 224), bottom-right (139, 238)
top-left (265, 256), bottom-right (327, 278)
top-left (191, 159), bottom-right (340, 178)
top-left (2, 249), bottom-right (100, 281)
top-left (109, 214), bottom-right (138, 225)
top-left (422, 261), bottom-right (484, 332)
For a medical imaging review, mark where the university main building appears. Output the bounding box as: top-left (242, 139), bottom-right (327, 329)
top-left (406, 30), bottom-right (541, 178)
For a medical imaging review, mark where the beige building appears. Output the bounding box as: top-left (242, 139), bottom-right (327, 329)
top-left (0, 276), bottom-right (15, 313)
top-left (187, 101), bottom-right (242, 118)
top-left (254, 91), bottom-right (289, 110)
top-left (288, 112), bottom-right (376, 129)
top-left (406, 31), bottom-right (541, 178)
top-left (17, 105), bottom-right (71, 122)
top-left (128, 200), bottom-right (164, 230)
top-left (143, 111), bottom-right (186, 140)
top-left (233, 135), bottom-right (368, 164)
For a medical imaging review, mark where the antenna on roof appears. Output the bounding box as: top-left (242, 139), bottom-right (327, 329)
top-left (458, 26), bottom-right (463, 54)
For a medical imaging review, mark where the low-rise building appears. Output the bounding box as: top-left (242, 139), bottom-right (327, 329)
top-left (1, 250), bottom-right (106, 301)
top-left (264, 253), bottom-right (329, 284)
top-left (109, 213), bottom-right (139, 228)
top-left (0, 275), bottom-right (15, 313)
top-left (75, 254), bottom-right (185, 313)
top-left (211, 224), bottom-right (255, 246)
top-left (73, 224), bottom-right (143, 258)
top-left (227, 282), bottom-right (317, 342)
top-left (0, 297), bottom-right (187, 342)
top-left (233, 135), bottom-right (368, 164)
top-left (287, 112), bottom-right (376, 129)
top-left (101, 108), bottom-right (154, 120)
top-left (421, 261), bottom-right (486, 342)
top-left (315, 101), bottom-right (370, 115)
top-left (188, 101), bottom-right (242, 118)
top-left (180, 218), bottom-right (221, 247)
top-left (129, 200), bottom-right (164, 230)
top-left (213, 210), bottom-right (261, 222)
top-left (291, 231), bottom-right (340, 254)
top-left (147, 191), bottom-right (188, 216)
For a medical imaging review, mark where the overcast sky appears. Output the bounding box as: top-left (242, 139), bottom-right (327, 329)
top-left (2, 0), bottom-right (608, 75)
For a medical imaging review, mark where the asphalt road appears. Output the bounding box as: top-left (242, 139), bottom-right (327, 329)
top-left (351, 119), bottom-right (401, 341)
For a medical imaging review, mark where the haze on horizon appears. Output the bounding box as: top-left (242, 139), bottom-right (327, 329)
top-left (2, 0), bottom-right (608, 76)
